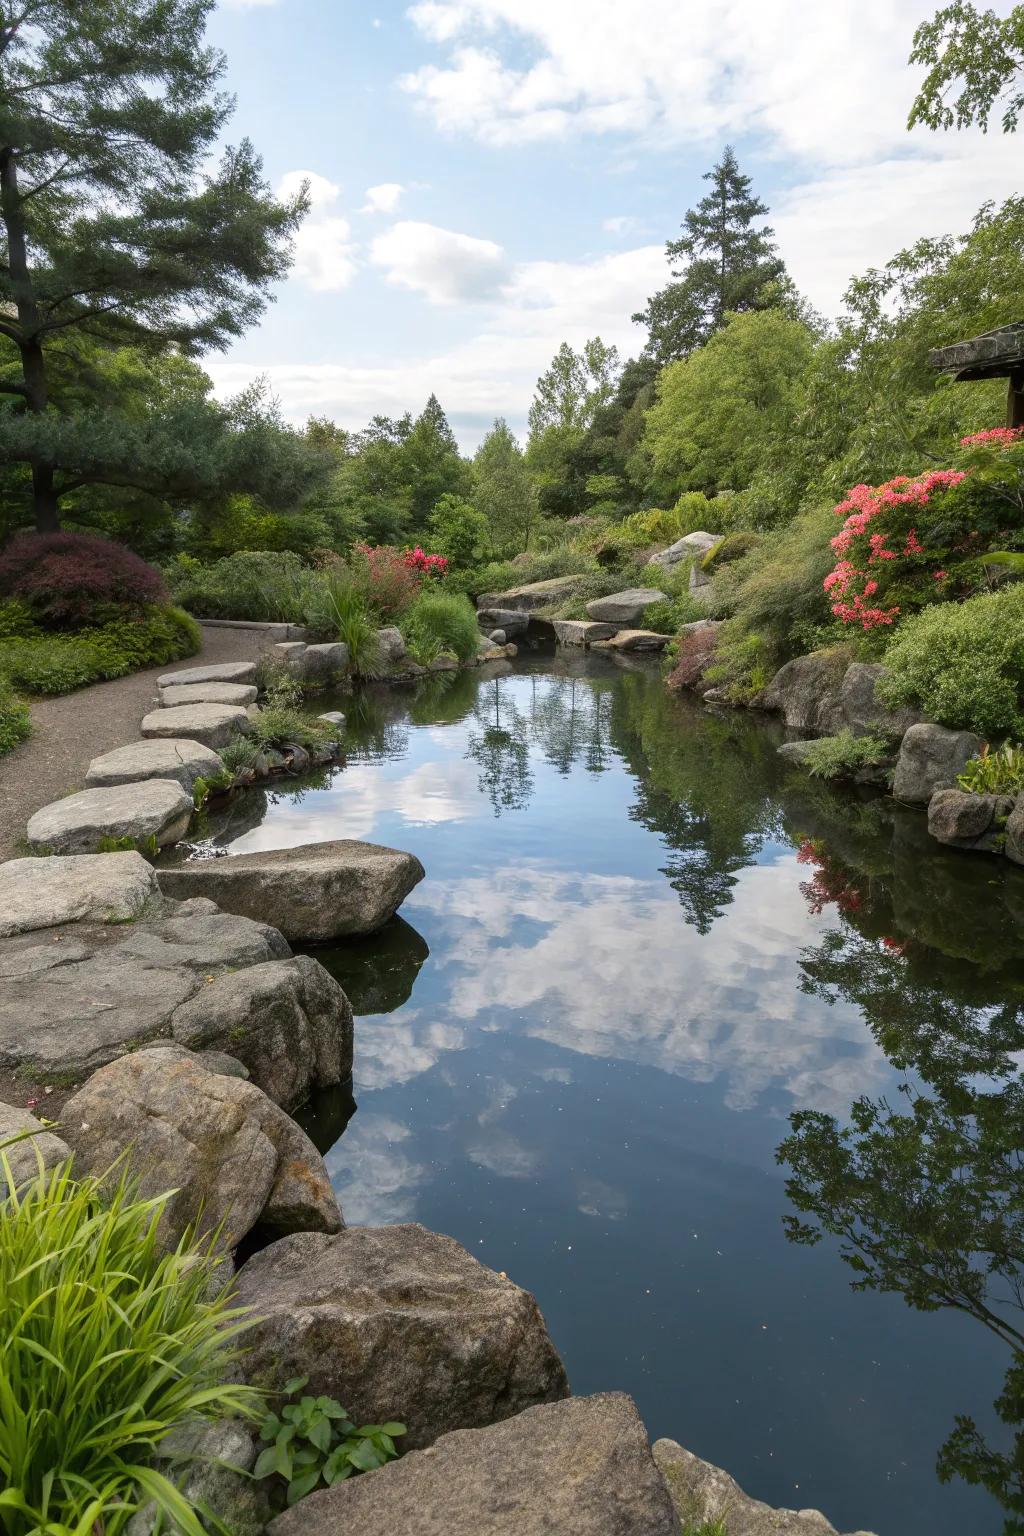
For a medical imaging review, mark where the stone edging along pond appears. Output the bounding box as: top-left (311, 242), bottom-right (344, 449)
top-left (0, 620), bottom-right (873, 1536)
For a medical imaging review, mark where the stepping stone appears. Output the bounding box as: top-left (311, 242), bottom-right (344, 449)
top-left (141, 703), bottom-right (249, 750)
top-left (26, 780), bottom-right (193, 855)
top-left (585, 588), bottom-right (667, 626)
top-left (156, 661), bottom-right (257, 687)
top-left (85, 738), bottom-right (226, 795)
top-left (0, 851), bottom-right (157, 937)
top-left (159, 682), bottom-right (258, 707)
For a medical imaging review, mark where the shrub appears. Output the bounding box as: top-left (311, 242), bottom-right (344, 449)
top-left (959, 741), bottom-right (1024, 795)
top-left (642, 591), bottom-right (706, 634)
top-left (0, 599), bottom-right (37, 638)
top-left (303, 571), bottom-right (384, 677)
top-left (254, 1374), bottom-right (404, 1509)
top-left (0, 1151), bottom-right (258, 1536)
top-left (0, 607), bottom-right (199, 696)
top-left (166, 550), bottom-right (311, 623)
top-left (249, 677), bottom-right (341, 753)
top-left (400, 589), bottom-right (480, 663)
top-left (350, 545), bottom-right (422, 620)
top-left (182, 496), bottom-right (333, 562)
top-left (0, 532), bottom-right (168, 627)
top-left (666, 624), bottom-right (720, 693)
top-left (801, 729), bottom-right (893, 780)
top-left (455, 545), bottom-right (596, 599)
top-left (0, 678), bottom-right (30, 756)
top-left (428, 494), bottom-right (491, 568)
top-left (701, 530), bottom-right (762, 571)
top-left (878, 582), bottom-right (1024, 738)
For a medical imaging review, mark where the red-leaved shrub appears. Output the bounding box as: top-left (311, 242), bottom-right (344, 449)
top-left (0, 532), bottom-right (168, 627)
top-left (351, 544), bottom-right (423, 620)
top-left (666, 623), bottom-right (720, 693)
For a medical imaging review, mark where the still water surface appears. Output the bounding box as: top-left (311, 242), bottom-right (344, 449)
top-left (195, 655), bottom-right (1024, 1536)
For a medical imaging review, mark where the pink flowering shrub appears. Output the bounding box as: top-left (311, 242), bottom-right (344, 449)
top-left (403, 546), bottom-right (449, 579)
top-left (959, 426), bottom-right (1024, 449)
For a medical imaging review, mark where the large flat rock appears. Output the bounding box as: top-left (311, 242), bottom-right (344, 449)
top-left (156, 839), bottom-right (425, 942)
top-left (85, 738), bottom-right (226, 794)
top-left (63, 1046), bottom-right (341, 1251)
top-left (268, 1395), bottom-right (677, 1536)
top-left (475, 576), bottom-right (585, 613)
top-left (26, 780), bottom-right (193, 855)
top-left (142, 703), bottom-right (250, 750)
top-left (585, 587), bottom-right (666, 626)
top-left (234, 1224), bottom-right (570, 1449)
top-left (0, 853), bottom-right (157, 937)
top-left (159, 682), bottom-right (258, 707)
top-left (157, 661), bottom-right (257, 687)
top-left (590, 628), bottom-right (670, 653)
top-left (552, 619), bottom-right (618, 646)
top-left (653, 1438), bottom-right (874, 1536)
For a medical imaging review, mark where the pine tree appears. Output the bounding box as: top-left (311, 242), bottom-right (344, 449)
top-left (0, 0), bottom-right (305, 530)
top-left (633, 146), bottom-right (788, 366)
top-left (473, 419), bottom-right (537, 554)
top-left (403, 394), bottom-right (471, 529)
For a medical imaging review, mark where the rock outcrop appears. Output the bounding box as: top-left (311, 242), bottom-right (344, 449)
top-left (26, 780), bottom-right (193, 855)
top-left (268, 1395), bottom-right (678, 1536)
top-left (0, 852), bottom-right (157, 937)
top-left (585, 588), bottom-right (667, 626)
top-left (476, 576), bottom-right (585, 613)
top-left (647, 530), bottom-right (718, 570)
top-left (653, 1438), bottom-right (874, 1536)
top-left (760, 651), bottom-right (851, 735)
top-left (234, 1224), bottom-right (570, 1448)
top-left (590, 628), bottom-right (670, 653)
top-left (551, 619), bottom-right (618, 646)
top-left (892, 723), bottom-right (983, 804)
top-left (142, 703), bottom-right (250, 750)
top-left (63, 1046), bottom-right (342, 1250)
top-left (927, 789), bottom-right (1014, 851)
top-left (156, 839), bottom-right (425, 942)
top-left (477, 607), bottom-right (530, 637)
top-left (85, 738), bottom-right (227, 795)
top-left (837, 663), bottom-right (923, 739)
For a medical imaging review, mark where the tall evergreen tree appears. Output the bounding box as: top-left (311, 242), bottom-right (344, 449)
top-left (633, 146), bottom-right (788, 367)
top-left (473, 419), bottom-right (537, 554)
top-left (526, 337), bottom-right (620, 518)
top-left (0, 0), bottom-right (305, 530)
top-left (403, 394), bottom-right (471, 529)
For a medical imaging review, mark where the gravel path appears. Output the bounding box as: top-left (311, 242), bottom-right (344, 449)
top-left (0, 625), bottom-right (277, 863)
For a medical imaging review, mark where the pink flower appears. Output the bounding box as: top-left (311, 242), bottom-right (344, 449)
top-left (959, 426), bottom-right (1024, 448)
top-left (933, 569), bottom-right (947, 581)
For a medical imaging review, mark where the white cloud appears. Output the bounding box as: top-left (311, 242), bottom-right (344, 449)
top-left (603, 215), bottom-right (639, 236)
top-left (370, 219), bottom-right (511, 304)
top-left (289, 216), bottom-right (358, 292)
top-left (361, 182), bottom-right (405, 215)
top-left (276, 168), bottom-right (341, 208)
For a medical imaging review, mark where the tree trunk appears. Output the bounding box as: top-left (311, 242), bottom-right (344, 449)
top-left (0, 145), bottom-right (57, 532)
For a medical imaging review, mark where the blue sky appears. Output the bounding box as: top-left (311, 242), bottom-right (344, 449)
top-left (206, 0), bottom-right (1023, 450)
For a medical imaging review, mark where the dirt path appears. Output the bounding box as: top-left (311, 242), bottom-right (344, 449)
top-left (0, 625), bottom-right (278, 863)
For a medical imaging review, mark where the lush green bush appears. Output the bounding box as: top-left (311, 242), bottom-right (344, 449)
top-left (958, 741), bottom-right (1024, 795)
top-left (182, 494), bottom-right (334, 562)
top-left (301, 570), bottom-right (385, 676)
top-left (0, 1151), bottom-right (258, 1536)
top-left (878, 582), bottom-right (1024, 738)
top-left (400, 589), bottom-right (480, 662)
top-left (427, 494), bottom-right (491, 568)
top-left (166, 550), bottom-right (311, 623)
top-left (643, 589), bottom-right (706, 634)
top-left (454, 545), bottom-right (596, 599)
top-left (0, 678), bottom-right (30, 756)
top-left (801, 730), bottom-right (893, 781)
top-left (0, 607), bottom-right (199, 696)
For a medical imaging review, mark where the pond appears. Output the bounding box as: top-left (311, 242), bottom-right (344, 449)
top-left (193, 654), bottom-right (1024, 1536)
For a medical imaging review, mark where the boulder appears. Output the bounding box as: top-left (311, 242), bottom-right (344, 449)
top-left (300, 642), bottom-right (351, 683)
top-left (476, 608), bottom-right (529, 637)
top-left (778, 740), bottom-right (818, 765)
top-left (927, 789), bottom-right (1014, 851)
top-left (63, 1046), bottom-right (342, 1250)
top-left (170, 954), bottom-right (353, 1110)
top-left (1006, 798), bottom-right (1024, 865)
top-left (488, 628), bottom-right (506, 643)
top-left (761, 651), bottom-right (851, 734)
top-left (838, 663), bottom-right (923, 739)
top-left (156, 839), bottom-right (425, 942)
top-left (0, 903), bottom-right (297, 1079)
top-left (128, 1420), bottom-right (270, 1536)
top-left (585, 587), bottom-right (667, 626)
top-left (234, 1224), bottom-right (569, 1448)
top-left (475, 576), bottom-right (584, 613)
top-left (85, 738), bottom-right (227, 795)
top-left (159, 682), bottom-right (258, 708)
top-left (647, 530), bottom-right (718, 570)
top-left (0, 852), bottom-right (157, 938)
top-left (376, 627), bottom-right (407, 664)
top-left (318, 710), bottom-right (346, 727)
top-left (653, 1438), bottom-right (873, 1536)
top-left (26, 780), bottom-right (193, 855)
top-left (157, 661), bottom-right (257, 688)
top-left (591, 629), bottom-right (670, 653)
top-left (142, 703), bottom-right (249, 751)
top-left (893, 723), bottom-right (984, 804)
top-left (268, 1395), bottom-right (677, 1536)
top-left (552, 619), bottom-right (618, 646)
top-left (429, 654), bottom-right (459, 672)
top-left (0, 1102), bottom-right (71, 1187)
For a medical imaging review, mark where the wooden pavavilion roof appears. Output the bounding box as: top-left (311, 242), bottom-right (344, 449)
top-left (929, 323), bottom-right (1024, 427)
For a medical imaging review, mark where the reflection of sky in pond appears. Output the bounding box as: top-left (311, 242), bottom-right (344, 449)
top-left (218, 661), bottom-right (1017, 1536)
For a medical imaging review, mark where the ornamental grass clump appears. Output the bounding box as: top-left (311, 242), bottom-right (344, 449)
top-left (399, 589), bottom-right (480, 663)
top-left (0, 1149), bottom-right (259, 1536)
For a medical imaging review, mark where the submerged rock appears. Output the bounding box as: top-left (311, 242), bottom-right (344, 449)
top-left (63, 1046), bottom-right (342, 1251)
top-left (85, 738), bottom-right (226, 795)
top-left (892, 723), bottom-right (983, 805)
top-left (142, 703), bottom-right (250, 751)
top-left (234, 1224), bottom-right (570, 1448)
top-left (156, 839), bottom-right (425, 942)
top-left (26, 780), bottom-right (193, 855)
top-left (653, 1438), bottom-right (875, 1536)
top-left (585, 587), bottom-right (667, 626)
top-left (268, 1394), bottom-right (677, 1536)
top-left (927, 789), bottom-right (1014, 852)
top-left (0, 852), bottom-right (157, 937)
top-left (590, 628), bottom-right (670, 653)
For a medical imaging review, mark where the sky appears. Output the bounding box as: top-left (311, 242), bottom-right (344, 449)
top-left (206, 0), bottom-right (1024, 451)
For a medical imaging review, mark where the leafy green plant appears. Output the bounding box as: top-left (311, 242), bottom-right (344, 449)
top-left (0, 1151), bottom-right (259, 1536)
top-left (219, 738), bottom-right (264, 776)
top-left (399, 589), bottom-right (480, 662)
top-left (304, 572), bottom-right (384, 678)
top-left (0, 606), bottom-right (199, 697)
top-left (958, 741), bottom-right (1024, 795)
top-left (254, 1376), bottom-right (404, 1508)
top-left (0, 680), bottom-right (30, 757)
top-left (247, 680), bottom-right (339, 755)
top-left (96, 832), bottom-right (160, 856)
top-left (801, 730), bottom-right (892, 781)
top-left (165, 550), bottom-right (312, 624)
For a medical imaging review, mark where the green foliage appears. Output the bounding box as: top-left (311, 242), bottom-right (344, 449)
top-left (457, 545), bottom-right (596, 600)
top-left (254, 1375), bottom-right (404, 1509)
top-left (643, 588), bottom-right (706, 635)
top-left (0, 679), bottom-right (30, 757)
top-left (959, 741), bottom-right (1024, 795)
top-left (427, 494), bottom-right (491, 568)
top-left (305, 572), bottom-right (385, 678)
top-left (0, 606), bottom-right (199, 696)
top-left (400, 590), bottom-right (480, 663)
top-left (248, 682), bottom-right (340, 753)
top-left (473, 419), bottom-right (538, 555)
top-left (96, 833), bottom-right (160, 856)
top-left (801, 730), bottom-right (893, 781)
top-left (878, 583), bottom-right (1024, 738)
top-left (0, 601), bottom-right (37, 639)
top-left (909, 2), bottom-right (1024, 133)
top-left (701, 530), bottom-right (763, 570)
top-left (166, 551), bottom-right (311, 624)
top-left (0, 1152), bottom-right (258, 1536)
top-left (219, 738), bottom-right (264, 776)
top-left (182, 496), bottom-right (333, 562)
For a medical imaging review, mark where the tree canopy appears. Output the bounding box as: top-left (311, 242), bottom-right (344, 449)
top-left (909, 2), bottom-right (1024, 132)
